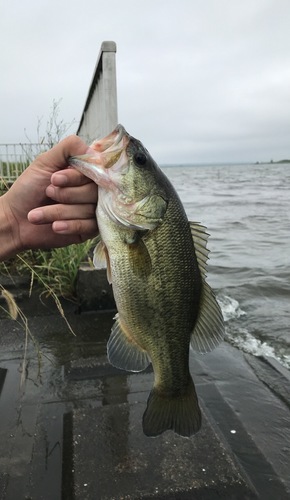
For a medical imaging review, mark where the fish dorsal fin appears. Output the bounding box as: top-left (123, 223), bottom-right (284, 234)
top-left (189, 221), bottom-right (224, 353)
top-left (107, 313), bottom-right (151, 372)
top-left (191, 280), bottom-right (224, 353)
top-left (93, 237), bottom-right (112, 284)
top-left (189, 221), bottom-right (210, 278)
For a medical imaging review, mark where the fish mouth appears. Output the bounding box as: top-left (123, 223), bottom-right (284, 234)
top-left (68, 124), bottom-right (130, 186)
top-left (90, 124), bottom-right (127, 154)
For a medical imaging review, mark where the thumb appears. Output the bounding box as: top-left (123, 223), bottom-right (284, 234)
top-left (34, 135), bottom-right (88, 174)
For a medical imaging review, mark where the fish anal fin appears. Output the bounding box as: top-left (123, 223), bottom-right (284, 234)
top-left (107, 313), bottom-right (151, 372)
top-left (191, 280), bottom-right (225, 353)
top-left (142, 377), bottom-right (201, 437)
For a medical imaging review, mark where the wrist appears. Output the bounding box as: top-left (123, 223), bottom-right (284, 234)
top-left (0, 194), bottom-right (22, 261)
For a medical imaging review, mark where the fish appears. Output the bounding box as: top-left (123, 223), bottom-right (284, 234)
top-left (69, 124), bottom-right (224, 437)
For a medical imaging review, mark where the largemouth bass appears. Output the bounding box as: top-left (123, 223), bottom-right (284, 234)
top-left (69, 125), bottom-right (224, 437)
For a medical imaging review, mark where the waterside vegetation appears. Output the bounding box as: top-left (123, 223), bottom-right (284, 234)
top-left (0, 241), bottom-right (95, 301)
top-left (0, 99), bottom-right (94, 302)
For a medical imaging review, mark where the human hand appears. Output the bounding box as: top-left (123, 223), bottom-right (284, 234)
top-left (0, 135), bottom-right (98, 260)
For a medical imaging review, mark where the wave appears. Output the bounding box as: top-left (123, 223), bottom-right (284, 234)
top-left (217, 295), bottom-right (246, 321)
top-left (217, 294), bottom-right (290, 370)
top-left (225, 327), bottom-right (290, 370)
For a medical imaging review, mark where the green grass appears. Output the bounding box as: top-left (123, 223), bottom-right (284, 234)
top-left (0, 160), bottom-right (29, 180)
top-left (0, 242), bottom-right (93, 373)
top-left (32, 242), bottom-right (95, 300)
top-left (0, 240), bottom-right (95, 301)
top-left (0, 178), bottom-right (10, 196)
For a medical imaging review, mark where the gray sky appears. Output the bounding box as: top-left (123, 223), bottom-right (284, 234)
top-left (1, 0), bottom-right (290, 164)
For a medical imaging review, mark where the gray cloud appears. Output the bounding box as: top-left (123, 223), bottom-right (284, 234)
top-left (1, 0), bottom-right (290, 163)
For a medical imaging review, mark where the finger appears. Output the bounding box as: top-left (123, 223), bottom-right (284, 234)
top-left (28, 203), bottom-right (96, 224)
top-left (51, 168), bottom-right (93, 187)
top-left (46, 182), bottom-right (98, 204)
top-left (52, 218), bottom-right (98, 238)
top-left (35, 135), bottom-right (89, 174)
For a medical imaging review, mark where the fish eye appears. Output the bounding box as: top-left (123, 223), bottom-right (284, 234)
top-left (133, 152), bottom-right (147, 166)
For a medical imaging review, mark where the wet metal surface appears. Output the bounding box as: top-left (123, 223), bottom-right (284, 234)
top-left (0, 299), bottom-right (290, 499)
top-left (194, 345), bottom-right (290, 494)
top-left (69, 403), bottom-right (256, 500)
top-left (0, 368), bottom-right (6, 395)
top-left (0, 306), bottom-right (114, 500)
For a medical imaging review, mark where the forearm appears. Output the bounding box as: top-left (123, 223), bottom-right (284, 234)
top-left (0, 195), bottom-right (21, 261)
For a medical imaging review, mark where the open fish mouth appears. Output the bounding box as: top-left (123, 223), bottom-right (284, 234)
top-left (90, 124), bottom-right (127, 154)
top-left (68, 124), bottom-right (130, 185)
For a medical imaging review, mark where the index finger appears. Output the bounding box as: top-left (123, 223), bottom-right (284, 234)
top-left (51, 168), bottom-right (93, 187)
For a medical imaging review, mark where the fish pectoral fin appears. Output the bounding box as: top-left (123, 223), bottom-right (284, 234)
top-left (107, 313), bottom-right (151, 372)
top-left (126, 233), bottom-right (152, 278)
top-left (93, 237), bottom-right (107, 269)
top-left (142, 377), bottom-right (201, 437)
top-left (190, 280), bottom-right (225, 353)
top-left (93, 237), bottom-right (112, 284)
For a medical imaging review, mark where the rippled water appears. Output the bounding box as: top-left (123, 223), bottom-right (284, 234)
top-left (162, 163), bottom-right (290, 369)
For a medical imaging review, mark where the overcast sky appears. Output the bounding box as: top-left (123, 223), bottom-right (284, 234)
top-left (1, 0), bottom-right (290, 164)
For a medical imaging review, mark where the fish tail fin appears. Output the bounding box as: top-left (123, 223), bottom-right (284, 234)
top-left (142, 378), bottom-right (201, 438)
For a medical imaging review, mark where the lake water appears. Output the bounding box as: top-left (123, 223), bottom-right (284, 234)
top-left (162, 162), bottom-right (290, 369)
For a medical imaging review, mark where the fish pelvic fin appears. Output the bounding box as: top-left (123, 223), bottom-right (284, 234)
top-left (107, 313), bottom-right (151, 372)
top-left (142, 378), bottom-right (201, 438)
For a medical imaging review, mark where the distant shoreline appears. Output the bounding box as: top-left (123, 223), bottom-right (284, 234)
top-left (255, 159), bottom-right (290, 164)
top-left (161, 160), bottom-right (290, 168)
